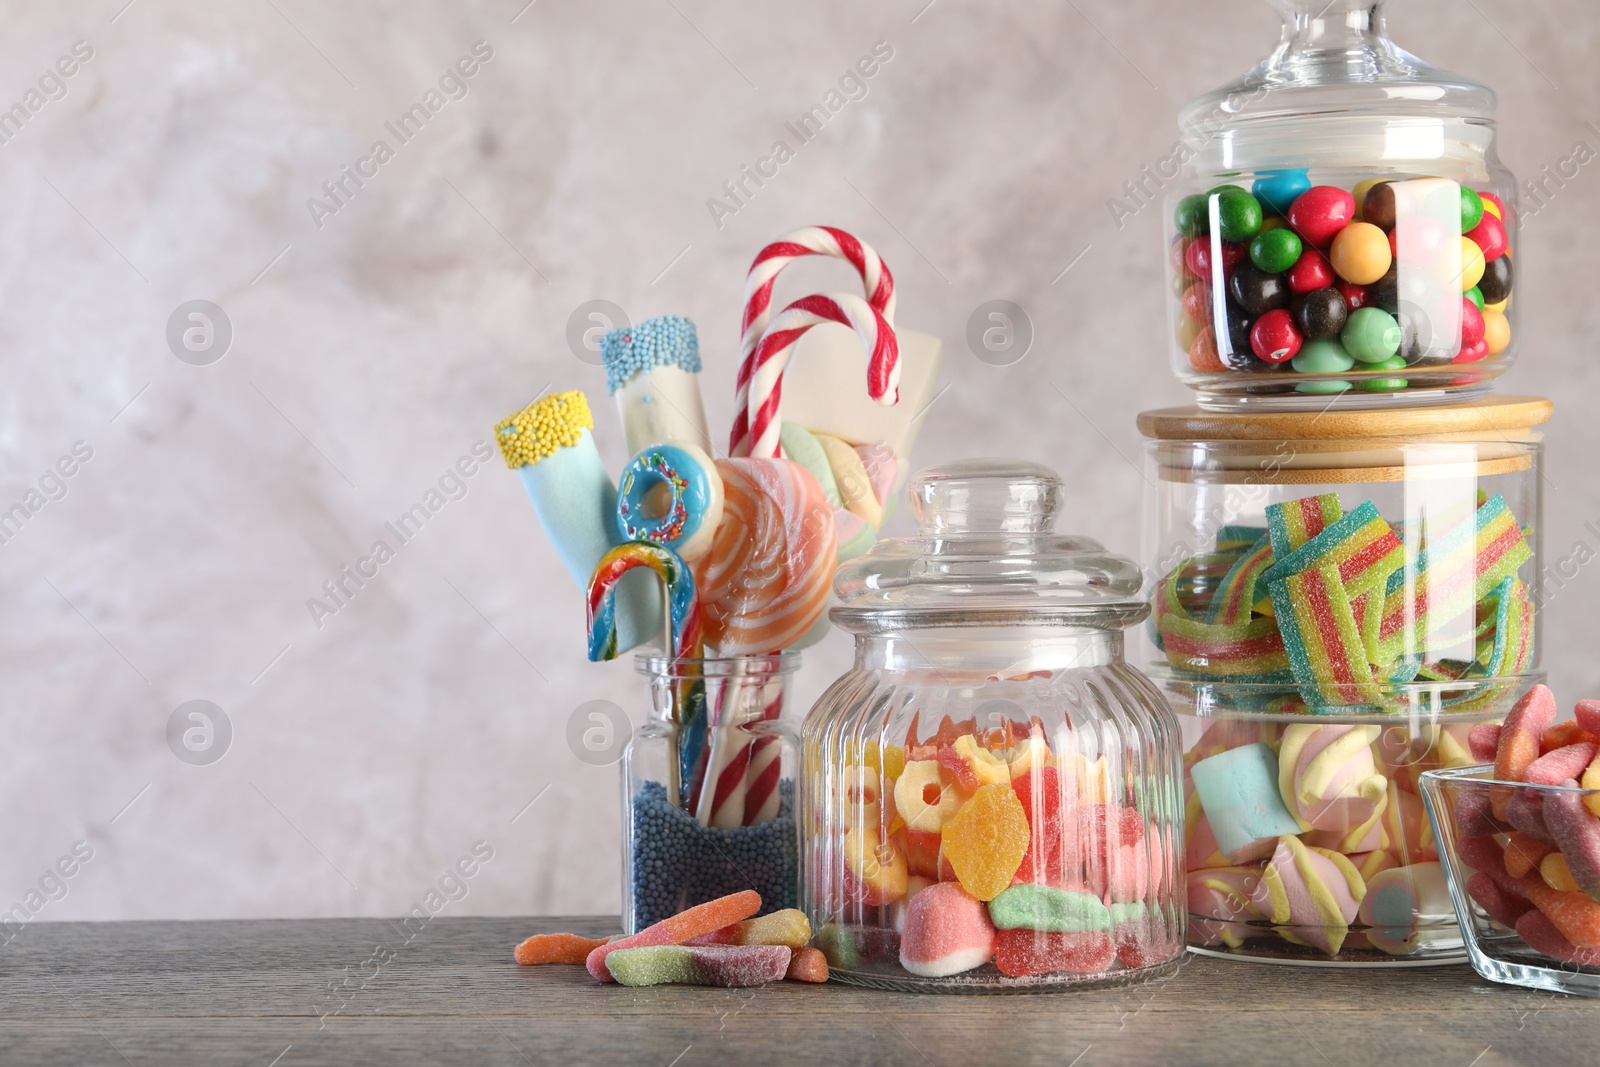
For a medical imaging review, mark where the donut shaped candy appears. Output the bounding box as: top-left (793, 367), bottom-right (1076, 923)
top-left (616, 442), bottom-right (724, 562)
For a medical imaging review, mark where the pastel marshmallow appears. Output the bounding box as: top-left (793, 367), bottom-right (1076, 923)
top-left (1190, 743), bottom-right (1304, 857)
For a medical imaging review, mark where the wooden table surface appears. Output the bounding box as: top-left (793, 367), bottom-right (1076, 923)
top-left (3, 915), bottom-right (1596, 1066)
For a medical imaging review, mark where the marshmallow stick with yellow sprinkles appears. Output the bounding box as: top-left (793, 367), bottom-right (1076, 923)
top-left (495, 391), bottom-right (661, 653)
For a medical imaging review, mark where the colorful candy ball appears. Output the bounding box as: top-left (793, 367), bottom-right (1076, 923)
top-left (1295, 287), bottom-right (1348, 341)
top-left (1286, 248), bottom-right (1336, 294)
top-left (1478, 255), bottom-right (1513, 304)
top-left (1341, 307), bottom-right (1402, 363)
top-left (1250, 308), bottom-right (1302, 363)
top-left (1253, 169), bottom-right (1312, 216)
top-left (1329, 221), bottom-right (1393, 285)
top-left (1466, 211), bottom-right (1509, 261)
top-left (1228, 264), bottom-right (1292, 316)
top-left (1361, 181), bottom-right (1397, 231)
top-left (1288, 186), bottom-right (1356, 248)
top-left (1292, 337), bottom-right (1355, 375)
top-left (1250, 227), bottom-right (1303, 273)
top-left (1175, 194), bottom-right (1210, 238)
top-left (1459, 298), bottom-right (1486, 350)
top-left (1211, 187), bottom-right (1264, 243)
top-left (1459, 237), bottom-right (1486, 292)
top-left (1460, 186), bottom-right (1485, 232)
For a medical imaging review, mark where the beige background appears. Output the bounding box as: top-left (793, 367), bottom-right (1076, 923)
top-left (1, 0), bottom-right (1596, 922)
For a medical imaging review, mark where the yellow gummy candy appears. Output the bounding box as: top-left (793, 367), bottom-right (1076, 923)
top-left (940, 783), bottom-right (1030, 901)
top-left (953, 735), bottom-right (1012, 787)
top-left (732, 909), bottom-right (812, 949)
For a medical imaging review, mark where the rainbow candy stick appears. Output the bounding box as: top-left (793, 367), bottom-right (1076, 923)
top-left (1269, 561), bottom-right (1383, 710)
top-left (1266, 492), bottom-right (1343, 561)
top-left (1263, 500), bottom-right (1404, 600)
top-left (1205, 534), bottom-right (1275, 626)
top-left (1373, 494), bottom-right (1531, 667)
top-left (1158, 562), bottom-right (1292, 680)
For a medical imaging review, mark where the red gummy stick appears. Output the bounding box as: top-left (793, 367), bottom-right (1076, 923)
top-left (1493, 686), bottom-right (1556, 819)
top-left (1467, 723), bottom-right (1502, 762)
top-left (1516, 909), bottom-right (1600, 965)
top-left (1502, 832), bottom-right (1553, 880)
top-left (1468, 869), bottom-right (1532, 928)
top-left (1544, 782), bottom-right (1600, 902)
top-left (1525, 743), bottom-right (1598, 786)
top-left (1542, 721), bottom-right (1600, 751)
top-left (586, 891), bottom-right (762, 982)
top-left (1516, 873), bottom-right (1600, 948)
top-left (515, 932), bottom-right (610, 965)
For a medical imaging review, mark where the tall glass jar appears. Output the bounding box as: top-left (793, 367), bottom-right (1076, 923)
top-left (1162, 0), bottom-right (1517, 406)
top-left (1139, 398), bottom-right (1550, 963)
top-left (622, 654), bottom-right (800, 934)
top-left (803, 461), bottom-right (1185, 990)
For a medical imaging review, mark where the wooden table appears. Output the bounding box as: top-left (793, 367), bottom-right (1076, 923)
top-left (4, 915), bottom-right (1595, 1066)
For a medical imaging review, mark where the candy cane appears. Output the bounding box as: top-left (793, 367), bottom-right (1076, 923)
top-left (735, 293), bottom-right (900, 460)
top-left (586, 541), bottom-right (703, 662)
top-left (698, 676), bottom-right (785, 828)
top-left (729, 227), bottom-right (896, 458)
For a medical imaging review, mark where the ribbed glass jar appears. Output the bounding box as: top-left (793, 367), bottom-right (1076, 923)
top-left (802, 461), bottom-right (1185, 990)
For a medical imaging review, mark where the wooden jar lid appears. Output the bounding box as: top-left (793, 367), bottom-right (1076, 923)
top-left (1138, 396), bottom-right (1553, 484)
top-left (1137, 396), bottom-right (1553, 442)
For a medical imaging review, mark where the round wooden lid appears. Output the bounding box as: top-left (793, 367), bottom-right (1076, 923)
top-left (1137, 396), bottom-right (1553, 442)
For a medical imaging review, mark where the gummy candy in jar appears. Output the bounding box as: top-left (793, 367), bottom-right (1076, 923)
top-left (1161, 0), bottom-right (1518, 408)
top-left (802, 461), bottom-right (1185, 990)
top-left (1138, 398), bottom-right (1551, 964)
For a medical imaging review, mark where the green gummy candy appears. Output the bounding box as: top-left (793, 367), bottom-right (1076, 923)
top-left (605, 944), bottom-right (791, 987)
top-left (987, 884), bottom-right (1111, 934)
top-left (1342, 307), bottom-right (1402, 364)
top-left (1109, 901), bottom-right (1148, 926)
top-left (817, 923), bottom-right (859, 970)
top-left (1291, 338), bottom-right (1355, 374)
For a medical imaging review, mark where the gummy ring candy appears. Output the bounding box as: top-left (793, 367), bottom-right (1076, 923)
top-left (617, 442), bottom-right (724, 563)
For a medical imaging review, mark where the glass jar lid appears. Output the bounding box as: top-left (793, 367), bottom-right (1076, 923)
top-left (830, 460), bottom-right (1147, 634)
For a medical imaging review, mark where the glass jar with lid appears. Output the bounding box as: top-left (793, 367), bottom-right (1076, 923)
top-left (803, 460), bottom-right (1185, 990)
top-left (1163, 0), bottom-right (1517, 407)
top-left (1139, 397), bottom-right (1549, 964)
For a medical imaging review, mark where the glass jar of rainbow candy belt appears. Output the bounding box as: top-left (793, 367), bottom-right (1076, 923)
top-left (803, 461), bottom-right (1186, 990)
top-left (1162, 0), bottom-right (1517, 407)
top-left (1139, 397), bottom-right (1550, 964)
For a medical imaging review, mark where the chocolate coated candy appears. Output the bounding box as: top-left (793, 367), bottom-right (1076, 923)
top-left (1211, 187), bottom-right (1264, 243)
top-left (1362, 182), bottom-right (1397, 231)
top-left (1250, 308), bottom-right (1302, 363)
top-left (1285, 248), bottom-right (1335, 294)
top-left (1252, 169), bottom-right (1312, 216)
top-left (1175, 195), bottom-right (1209, 239)
top-left (1221, 302), bottom-right (1256, 369)
top-left (1249, 227), bottom-right (1302, 273)
top-left (1295, 287), bottom-right (1348, 341)
top-left (1478, 255), bottom-right (1513, 304)
top-left (1371, 266), bottom-right (1400, 314)
top-left (1288, 186), bottom-right (1357, 247)
top-left (1228, 265), bottom-right (1291, 316)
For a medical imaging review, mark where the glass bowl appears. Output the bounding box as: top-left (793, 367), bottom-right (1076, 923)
top-left (1421, 765), bottom-right (1600, 996)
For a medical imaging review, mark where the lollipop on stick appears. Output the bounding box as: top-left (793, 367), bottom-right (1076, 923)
top-left (495, 391), bottom-right (660, 653)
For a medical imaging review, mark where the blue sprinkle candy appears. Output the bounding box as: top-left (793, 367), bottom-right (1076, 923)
top-left (602, 315), bottom-right (702, 395)
top-left (629, 780), bottom-right (797, 931)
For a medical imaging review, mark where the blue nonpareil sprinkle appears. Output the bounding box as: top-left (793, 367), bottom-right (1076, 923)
top-left (628, 779), bottom-right (797, 930)
top-left (601, 315), bottom-right (702, 394)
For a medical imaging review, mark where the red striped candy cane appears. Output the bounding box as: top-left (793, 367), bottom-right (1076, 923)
top-left (729, 227), bottom-right (895, 458)
top-left (736, 293), bottom-right (899, 460)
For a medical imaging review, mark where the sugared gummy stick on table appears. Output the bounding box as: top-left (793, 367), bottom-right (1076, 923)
top-left (585, 889), bottom-right (761, 982)
top-left (492, 390), bottom-right (656, 652)
top-left (604, 944), bottom-right (791, 987)
top-left (602, 315), bottom-right (713, 457)
top-left (495, 391), bottom-right (659, 653)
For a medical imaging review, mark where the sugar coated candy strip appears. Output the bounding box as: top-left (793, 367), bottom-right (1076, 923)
top-left (1269, 562), bottom-right (1382, 709)
top-left (586, 889), bottom-right (762, 982)
top-left (1266, 492), bottom-right (1342, 562)
top-left (514, 932), bottom-right (611, 966)
top-left (1492, 685), bottom-right (1557, 820)
top-left (1543, 782), bottom-right (1600, 903)
top-left (785, 945), bottom-right (829, 983)
top-left (605, 944), bottom-right (792, 987)
top-left (1261, 499), bottom-right (1403, 601)
top-left (1204, 534), bottom-right (1275, 626)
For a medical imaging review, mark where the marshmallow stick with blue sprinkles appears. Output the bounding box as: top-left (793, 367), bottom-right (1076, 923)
top-left (602, 315), bottom-right (713, 458)
top-left (494, 391), bottom-right (661, 654)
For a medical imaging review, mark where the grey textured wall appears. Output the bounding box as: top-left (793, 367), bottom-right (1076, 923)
top-left (3, 0), bottom-right (1597, 921)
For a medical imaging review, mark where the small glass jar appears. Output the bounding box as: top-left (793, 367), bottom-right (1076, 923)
top-left (622, 653), bottom-right (801, 934)
top-left (1140, 398), bottom-right (1550, 963)
top-left (1162, 0), bottom-right (1517, 407)
top-left (803, 460), bottom-right (1186, 990)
